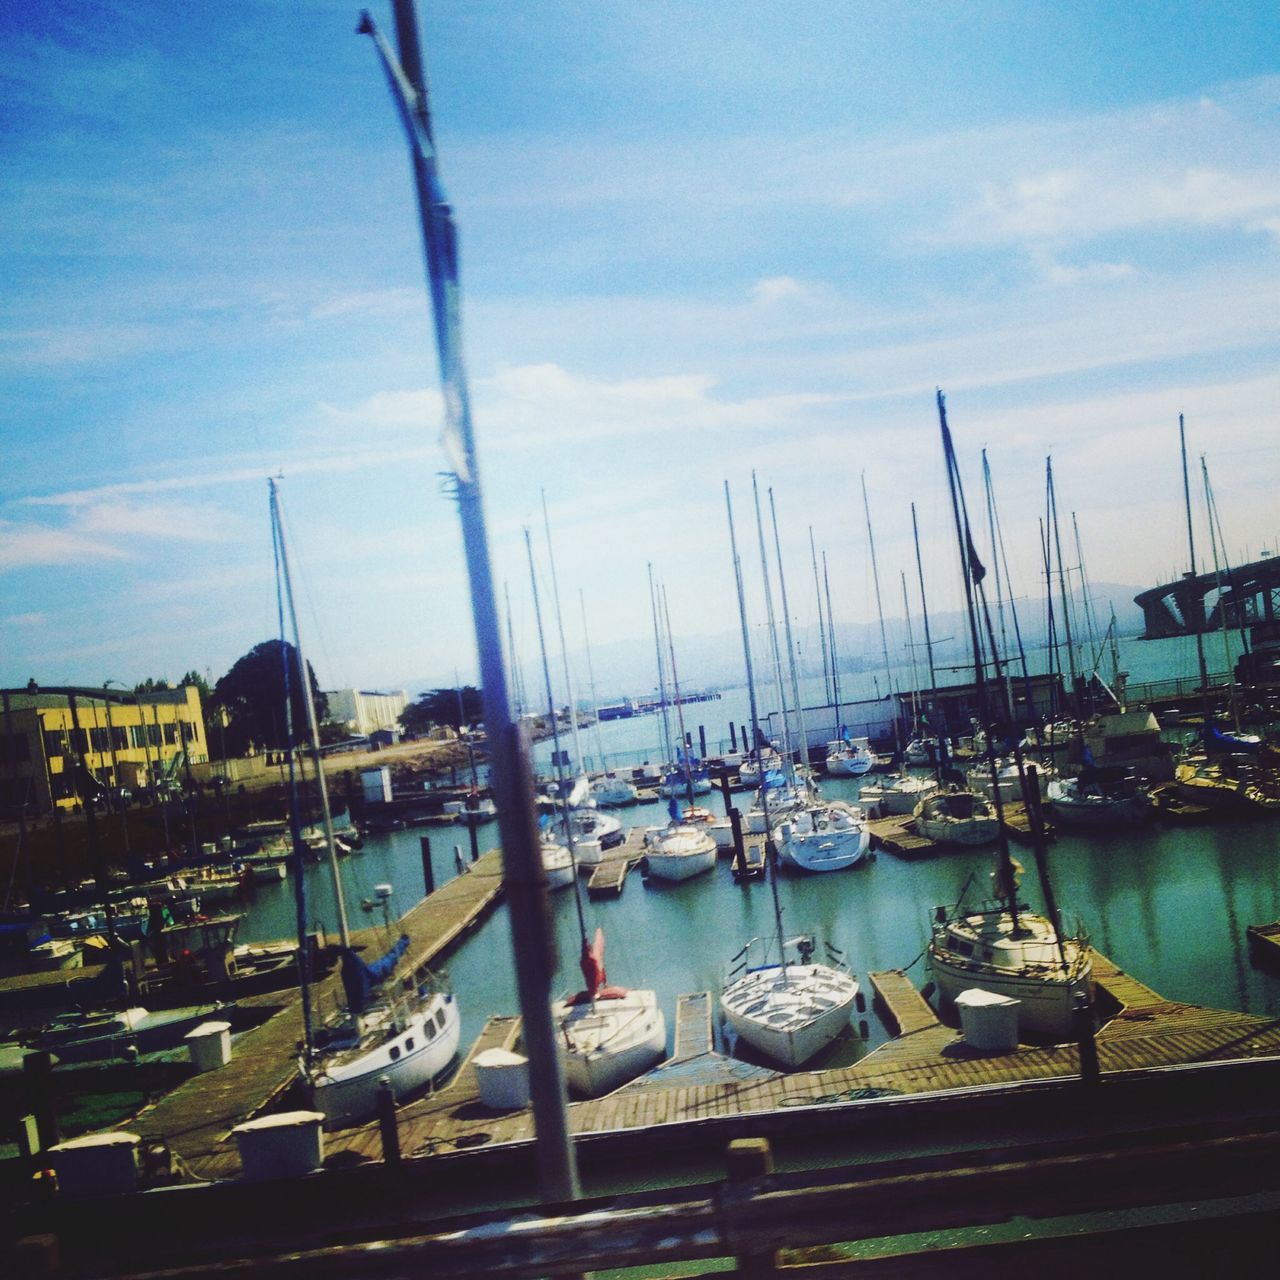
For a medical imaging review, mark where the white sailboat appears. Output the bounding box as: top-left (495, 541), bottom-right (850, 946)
top-left (551, 928), bottom-right (666, 1097)
top-left (589, 774), bottom-right (639, 807)
top-left (775, 799), bottom-right (870, 873)
top-left (527, 527), bottom-right (666, 1096)
top-left (824, 736), bottom-right (876, 777)
top-left (643, 801), bottom-right (717, 881)
top-left (1045, 775), bottom-right (1151, 828)
top-left (270, 481), bottom-right (458, 1130)
top-left (540, 832), bottom-right (576, 889)
top-left (721, 934), bottom-right (860, 1067)
top-left (719, 478), bottom-right (859, 1067)
top-left (858, 771), bottom-right (938, 816)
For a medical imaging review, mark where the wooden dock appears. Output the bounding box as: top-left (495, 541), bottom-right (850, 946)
top-left (124, 848), bottom-right (507, 1171)
top-left (730, 835), bottom-right (767, 879)
top-left (312, 948), bottom-right (1280, 1182)
top-left (867, 813), bottom-right (938, 858)
top-left (1246, 920), bottom-right (1280, 968)
top-left (586, 826), bottom-right (647, 897)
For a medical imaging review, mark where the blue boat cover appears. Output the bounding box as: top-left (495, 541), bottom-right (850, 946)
top-left (1205, 723), bottom-right (1261, 754)
top-left (341, 933), bottom-right (410, 1016)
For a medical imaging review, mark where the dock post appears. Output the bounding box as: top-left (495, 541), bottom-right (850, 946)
top-left (724, 1137), bottom-right (776, 1276)
top-left (717, 769), bottom-right (733, 812)
top-left (467, 808), bottom-right (480, 863)
top-left (22, 1052), bottom-right (58, 1151)
top-left (377, 1076), bottom-right (401, 1165)
top-left (454, 845), bottom-right (467, 877)
top-left (698, 724), bottom-right (707, 760)
top-left (1074, 994), bottom-right (1100, 1088)
top-left (729, 808), bottom-right (746, 876)
top-left (729, 722), bottom-right (737, 752)
top-left (420, 836), bottom-right (434, 897)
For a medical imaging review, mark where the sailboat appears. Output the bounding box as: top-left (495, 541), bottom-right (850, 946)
top-left (270, 481), bottom-right (458, 1129)
top-left (719, 480), bottom-right (860, 1066)
top-left (580, 589), bottom-right (639, 809)
top-left (550, 929), bottom-right (667, 1096)
top-left (526, 528), bottom-right (666, 1095)
top-left (643, 797), bottom-right (718, 881)
top-left (924, 394), bottom-right (1093, 1043)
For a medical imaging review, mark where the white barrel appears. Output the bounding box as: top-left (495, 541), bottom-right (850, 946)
top-left (232, 1111), bottom-right (325, 1181)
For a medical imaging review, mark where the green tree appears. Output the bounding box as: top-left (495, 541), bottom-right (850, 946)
top-left (178, 670), bottom-right (212, 703)
top-left (213, 640), bottom-right (329, 757)
top-left (134, 676), bottom-right (171, 694)
top-left (400, 686), bottom-right (483, 736)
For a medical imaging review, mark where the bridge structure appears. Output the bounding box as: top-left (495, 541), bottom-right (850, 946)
top-left (1134, 552), bottom-right (1280, 685)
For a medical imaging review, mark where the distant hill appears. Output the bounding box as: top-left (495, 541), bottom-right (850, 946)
top-left (400, 583), bottom-right (1146, 706)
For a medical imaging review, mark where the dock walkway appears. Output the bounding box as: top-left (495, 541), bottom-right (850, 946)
top-left (127, 848), bottom-right (506, 1171)
top-left (586, 827), bottom-right (647, 897)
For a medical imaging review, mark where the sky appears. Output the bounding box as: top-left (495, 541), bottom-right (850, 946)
top-left (2, 1), bottom-right (1278, 702)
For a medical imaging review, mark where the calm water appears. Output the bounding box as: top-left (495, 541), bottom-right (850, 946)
top-left (237, 634), bottom-right (1280, 1062)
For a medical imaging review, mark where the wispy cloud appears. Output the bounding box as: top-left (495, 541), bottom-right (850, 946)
top-left (0, 520), bottom-right (131, 570)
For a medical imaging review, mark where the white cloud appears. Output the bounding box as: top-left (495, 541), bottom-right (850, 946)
top-left (6, 612), bottom-right (46, 626)
top-left (0, 520), bottom-right (131, 570)
top-left (72, 499), bottom-right (238, 544)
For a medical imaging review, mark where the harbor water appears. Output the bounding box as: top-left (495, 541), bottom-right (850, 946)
top-left (236, 633), bottom-right (1280, 1065)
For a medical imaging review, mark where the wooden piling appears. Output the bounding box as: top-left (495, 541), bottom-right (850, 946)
top-left (419, 835), bottom-right (434, 896)
top-left (725, 1137), bottom-right (777, 1277)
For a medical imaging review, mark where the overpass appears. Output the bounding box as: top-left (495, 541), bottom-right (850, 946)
top-left (1134, 552), bottom-right (1280, 642)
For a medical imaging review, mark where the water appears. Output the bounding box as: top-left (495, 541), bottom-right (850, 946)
top-left (235, 634), bottom-right (1280, 1063)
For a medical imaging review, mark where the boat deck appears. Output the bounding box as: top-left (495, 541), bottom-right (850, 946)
top-left (866, 814), bottom-right (938, 857)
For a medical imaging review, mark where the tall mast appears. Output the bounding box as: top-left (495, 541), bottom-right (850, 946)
top-left (661, 585), bottom-right (695, 807)
top-left (525, 529), bottom-right (587, 945)
top-left (579, 589), bottom-right (607, 773)
top-left (542, 490), bottom-right (583, 775)
top-left (752, 473), bottom-right (794, 781)
top-left (862, 473), bottom-right (899, 752)
top-left (823, 551), bottom-right (842, 739)
top-left (726, 482), bottom-right (787, 965)
top-left (1071, 511), bottom-right (1102, 679)
top-left (647, 562), bottom-right (674, 766)
top-left (770, 488), bottom-right (811, 777)
top-left (911, 503), bottom-right (940, 749)
top-left (983, 450), bottom-right (1016, 725)
top-left (810, 526), bottom-right (832, 706)
top-left (503, 580), bottom-right (524, 719)
top-left (360, 2), bottom-right (577, 1199)
top-left (1201, 456), bottom-right (1241, 732)
top-left (1180, 414), bottom-right (1211, 719)
top-left (269, 480), bottom-right (350, 950)
top-left (1046, 459), bottom-right (1080, 721)
top-left (901, 571), bottom-right (921, 736)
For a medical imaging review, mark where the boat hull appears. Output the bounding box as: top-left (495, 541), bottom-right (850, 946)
top-left (721, 963), bottom-right (857, 1068)
top-left (929, 949), bottom-right (1092, 1041)
top-left (310, 992), bottom-right (461, 1129)
top-left (552, 989), bottom-right (667, 1096)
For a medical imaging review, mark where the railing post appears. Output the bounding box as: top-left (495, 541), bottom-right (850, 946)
top-left (724, 1137), bottom-right (776, 1276)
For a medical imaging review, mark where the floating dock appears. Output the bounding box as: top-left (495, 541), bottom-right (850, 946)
top-left (586, 827), bottom-right (647, 897)
top-left (867, 814), bottom-right (937, 857)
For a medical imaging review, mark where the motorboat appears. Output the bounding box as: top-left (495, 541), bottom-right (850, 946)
top-left (775, 801), bottom-right (870, 872)
top-left (552, 929), bottom-right (666, 1096)
top-left (721, 934), bottom-right (859, 1068)
top-left (913, 789), bottom-right (1000, 846)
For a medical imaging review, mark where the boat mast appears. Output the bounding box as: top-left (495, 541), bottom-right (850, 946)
top-left (503, 580), bottom-right (524, 720)
top-left (269, 480), bottom-right (350, 951)
top-left (901, 571), bottom-right (921, 737)
top-left (769, 488), bottom-right (812, 779)
top-left (751, 473), bottom-right (795, 783)
top-left (542, 490), bottom-right (584, 776)
top-left (1071, 511), bottom-right (1103, 681)
top-left (269, 483), bottom-right (314, 1065)
top-left (823, 551), bottom-right (842, 742)
top-left (647, 562), bottom-right (674, 768)
top-left (525, 529), bottom-right (588, 945)
top-left (726, 482), bottom-right (787, 970)
top-left (862, 473), bottom-right (899, 755)
top-left (1046, 458), bottom-right (1081, 720)
top-left (1201, 456), bottom-right (1241, 732)
top-left (936, 394), bottom-right (1019, 934)
top-left (1179, 414), bottom-right (1211, 720)
top-left (810, 526), bottom-right (833, 707)
top-left (360, 2), bottom-right (578, 1199)
top-left (579, 589), bottom-right (608, 774)
top-left (911, 502), bottom-right (941, 760)
top-left (982, 451), bottom-right (1016, 727)
top-left (661, 585), bottom-right (696, 808)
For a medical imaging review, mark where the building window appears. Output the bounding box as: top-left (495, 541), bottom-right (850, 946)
top-left (112, 728), bottom-right (128, 751)
top-left (43, 729), bottom-right (66, 759)
top-left (163, 724), bottom-right (178, 746)
top-left (130, 725), bottom-right (148, 749)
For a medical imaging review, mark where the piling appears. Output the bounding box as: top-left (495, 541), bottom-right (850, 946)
top-left (377, 1077), bottom-right (401, 1165)
top-left (729, 722), bottom-right (738, 752)
top-left (1075, 995), bottom-right (1100, 1089)
top-left (420, 836), bottom-right (435, 896)
top-left (22, 1052), bottom-right (57, 1151)
top-left (698, 725), bottom-right (707, 759)
top-left (729, 809), bottom-right (746, 877)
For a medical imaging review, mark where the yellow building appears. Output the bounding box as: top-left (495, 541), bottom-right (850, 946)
top-left (0, 685), bottom-right (209, 815)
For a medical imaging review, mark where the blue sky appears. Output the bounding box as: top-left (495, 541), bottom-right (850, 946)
top-left (2, 1), bottom-right (1278, 699)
